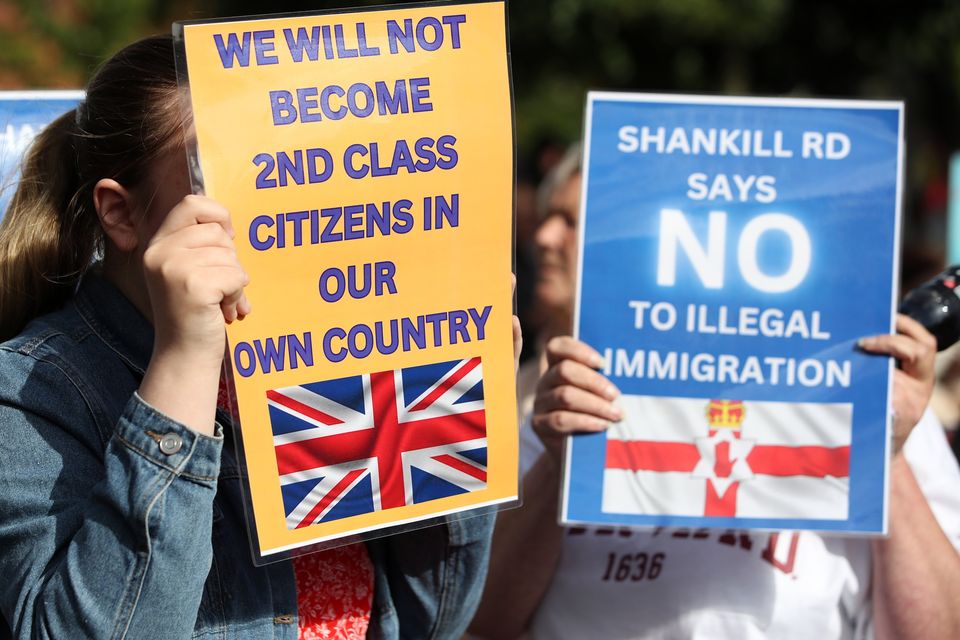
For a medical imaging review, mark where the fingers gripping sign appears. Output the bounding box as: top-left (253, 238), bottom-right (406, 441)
top-left (137, 194), bottom-right (253, 436)
top-left (532, 336), bottom-right (623, 460)
top-left (858, 314), bottom-right (936, 455)
top-left (511, 272), bottom-right (522, 374)
top-left (143, 195), bottom-right (252, 364)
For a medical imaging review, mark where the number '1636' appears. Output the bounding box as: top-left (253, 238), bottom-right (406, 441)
top-left (601, 552), bottom-right (665, 582)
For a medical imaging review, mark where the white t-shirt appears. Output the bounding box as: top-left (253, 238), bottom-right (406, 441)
top-left (520, 411), bottom-right (960, 639)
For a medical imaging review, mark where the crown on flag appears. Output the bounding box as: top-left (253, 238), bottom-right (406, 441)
top-left (706, 399), bottom-right (745, 429)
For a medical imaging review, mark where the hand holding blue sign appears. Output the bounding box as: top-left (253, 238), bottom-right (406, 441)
top-left (538, 315), bottom-right (935, 463)
top-left (858, 314), bottom-right (936, 455)
top-left (532, 336), bottom-right (620, 461)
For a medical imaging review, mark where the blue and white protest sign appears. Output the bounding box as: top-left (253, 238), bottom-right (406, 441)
top-left (563, 93), bottom-right (903, 534)
top-left (0, 91), bottom-right (84, 219)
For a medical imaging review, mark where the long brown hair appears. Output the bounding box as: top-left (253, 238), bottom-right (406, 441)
top-left (0, 34), bottom-right (187, 341)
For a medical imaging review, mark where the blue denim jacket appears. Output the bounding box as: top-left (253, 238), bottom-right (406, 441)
top-left (0, 274), bottom-right (493, 639)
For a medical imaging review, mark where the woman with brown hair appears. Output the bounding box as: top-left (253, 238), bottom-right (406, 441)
top-left (0, 34), bottom-right (506, 639)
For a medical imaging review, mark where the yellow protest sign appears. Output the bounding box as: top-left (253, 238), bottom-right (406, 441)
top-left (175, 0), bottom-right (515, 560)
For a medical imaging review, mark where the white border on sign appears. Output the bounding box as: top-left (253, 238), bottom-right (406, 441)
top-left (586, 91), bottom-right (903, 111)
top-left (564, 91), bottom-right (596, 524)
top-left (0, 90), bottom-right (84, 100)
top-left (882, 104), bottom-right (906, 536)
top-left (565, 91), bottom-right (905, 533)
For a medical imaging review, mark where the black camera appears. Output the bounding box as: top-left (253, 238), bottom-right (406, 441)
top-left (899, 265), bottom-right (960, 351)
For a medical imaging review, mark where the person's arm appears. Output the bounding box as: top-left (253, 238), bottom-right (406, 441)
top-left (470, 453), bottom-right (566, 639)
top-left (470, 337), bottom-right (621, 639)
top-left (872, 454), bottom-right (960, 639)
top-left (859, 315), bottom-right (960, 639)
top-left (0, 195), bottom-right (249, 639)
top-left (138, 195), bottom-right (250, 435)
top-left (0, 384), bottom-right (223, 640)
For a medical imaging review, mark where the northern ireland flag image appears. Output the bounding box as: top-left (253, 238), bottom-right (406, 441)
top-left (602, 396), bottom-right (852, 520)
top-left (267, 357), bottom-right (487, 530)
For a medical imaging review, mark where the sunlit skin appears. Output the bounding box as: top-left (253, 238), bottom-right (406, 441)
top-left (533, 171), bottom-right (580, 335)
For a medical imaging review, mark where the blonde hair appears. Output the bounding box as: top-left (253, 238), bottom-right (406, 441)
top-left (0, 35), bottom-right (187, 342)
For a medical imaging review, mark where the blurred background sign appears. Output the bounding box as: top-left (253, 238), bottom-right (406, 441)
top-left (0, 91), bottom-right (83, 218)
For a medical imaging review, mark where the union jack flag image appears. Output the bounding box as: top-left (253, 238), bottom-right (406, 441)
top-left (267, 357), bottom-right (487, 530)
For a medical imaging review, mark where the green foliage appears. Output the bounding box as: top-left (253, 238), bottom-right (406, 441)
top-left (508, 0), bottom-right (960, 153)
top-left (0, 0), bottom-right (168, 84)
top-left (3, 0), bottom-right (958, 176)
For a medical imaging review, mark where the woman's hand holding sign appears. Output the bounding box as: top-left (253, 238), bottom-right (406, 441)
top-left (531, 336), bottom-right (622, 461)
top-left (143, 195), bottom-right (251, 356)
top-left (512, 273), bottom-right (523, 375)
top-left (138, 194), bottom-right (251, 436)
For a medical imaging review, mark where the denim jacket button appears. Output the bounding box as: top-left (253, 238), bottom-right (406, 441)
top-left (159, 433), bottom-right (183, 455)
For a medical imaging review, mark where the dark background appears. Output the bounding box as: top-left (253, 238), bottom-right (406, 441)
top-left (2, 0), bottom-right (958, 286)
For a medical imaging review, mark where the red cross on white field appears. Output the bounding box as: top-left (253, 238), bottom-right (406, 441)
top-left (605, 402), bottom-right (850, 517)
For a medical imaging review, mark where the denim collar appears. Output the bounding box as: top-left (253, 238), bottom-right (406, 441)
top-left (73, 272), bottom-right (154, 377)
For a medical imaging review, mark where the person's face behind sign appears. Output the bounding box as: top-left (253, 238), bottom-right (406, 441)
top-left (133, 146), bottom-right (193, 247)
top-left (534, 171), bottom-right (581, 314)
top-left (95, 133), bottom-right (197, 321)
